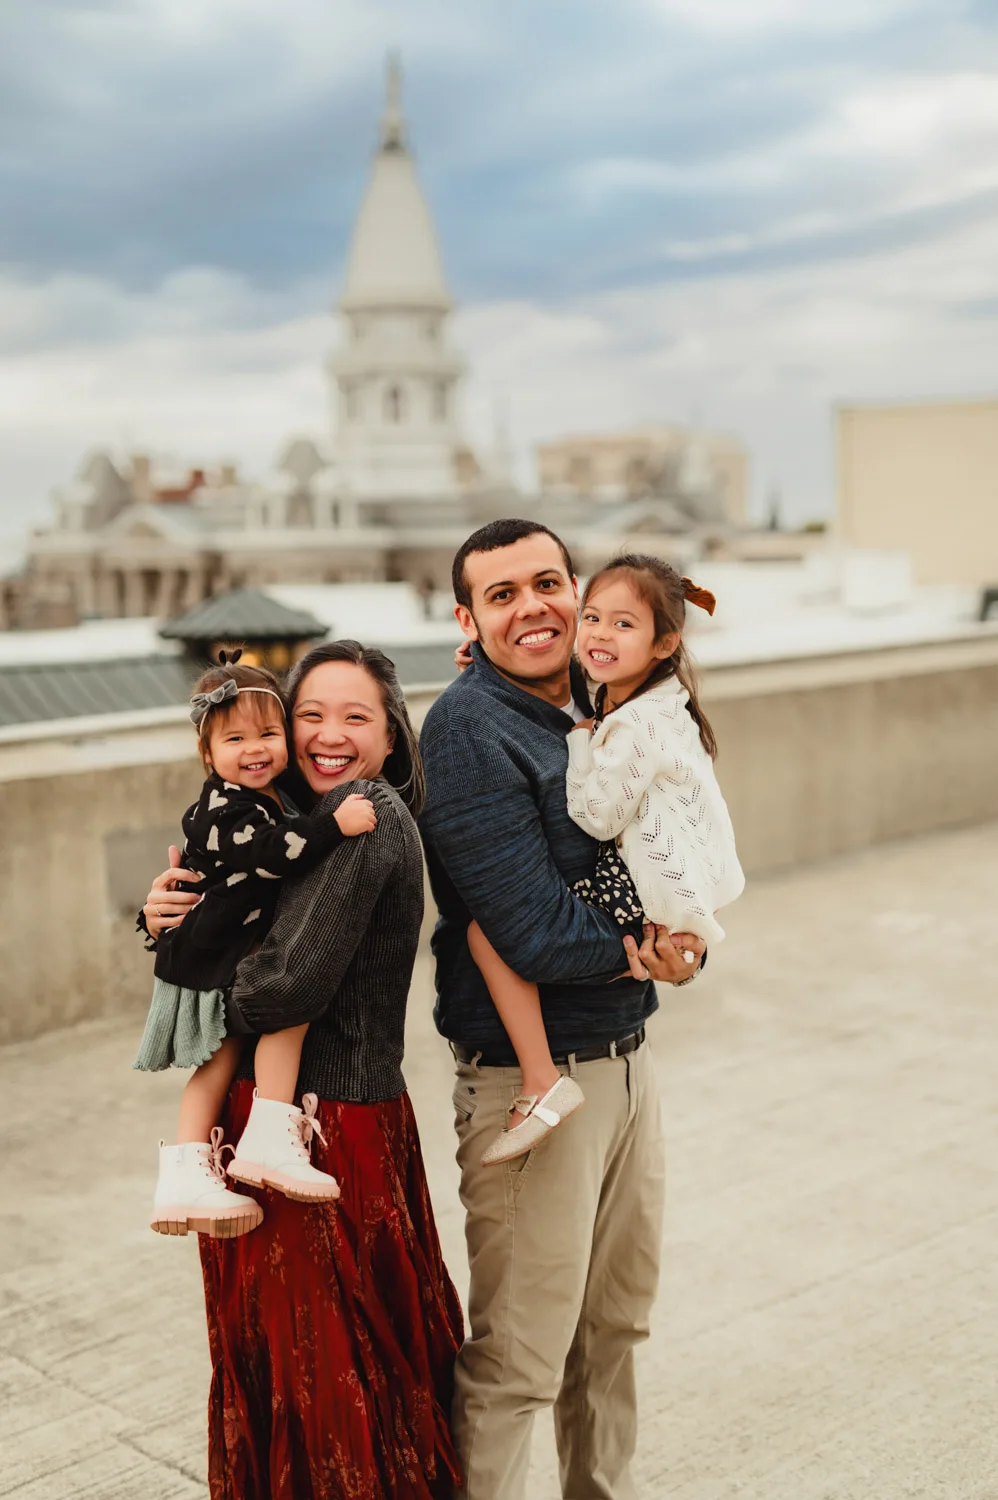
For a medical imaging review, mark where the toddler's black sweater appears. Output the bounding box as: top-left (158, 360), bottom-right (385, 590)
top-left (152, 772), bottom-right (344, 992)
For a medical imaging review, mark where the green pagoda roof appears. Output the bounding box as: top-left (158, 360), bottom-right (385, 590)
top-left (159, 588), bottom-right (326, 644)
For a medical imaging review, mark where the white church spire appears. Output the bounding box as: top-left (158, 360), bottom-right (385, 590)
top-left (338, 55), bottom-right (451, 314)
top-left (329, 56), bottom-right (466, 500)
top-left (380, 51), bottom-right (405, 151)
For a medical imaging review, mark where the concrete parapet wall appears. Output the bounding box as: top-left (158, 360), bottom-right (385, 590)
top-left (704, 635), bottom-right (998, 871)
top-left (0, 753), bottom-right (202, 1045)
top-left (2, 645), bottom-right (996, 1045)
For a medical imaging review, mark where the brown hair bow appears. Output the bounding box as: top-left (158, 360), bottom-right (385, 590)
top-left (681, 577), bottom-right (716, 616)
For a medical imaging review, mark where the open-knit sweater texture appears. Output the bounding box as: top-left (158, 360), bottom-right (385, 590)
top-left (566, 675), bottom-right (744, 943)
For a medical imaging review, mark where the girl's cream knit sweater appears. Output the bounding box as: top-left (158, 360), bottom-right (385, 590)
top-left (566, 675), bottom-right (745, 943)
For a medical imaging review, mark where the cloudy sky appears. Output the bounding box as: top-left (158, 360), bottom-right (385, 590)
top-left (3, 0), bottom-right (998, 558)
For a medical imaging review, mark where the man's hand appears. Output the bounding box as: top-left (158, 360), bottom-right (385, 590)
top-left (669, 931), bottom-right (701, 964)
top-left (622, 924), bottom-right (706, 984)
top-left (142, 845), bottom-right (203, 940)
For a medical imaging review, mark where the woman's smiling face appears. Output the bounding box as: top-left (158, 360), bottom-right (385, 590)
top-left (291, 661), bottom-right (393, 795)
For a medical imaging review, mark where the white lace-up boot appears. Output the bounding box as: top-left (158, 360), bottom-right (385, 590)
top-left (151, 1127), bottom-right (264, 1238)
top-left (227, 1091), bottom-right (340, 1202)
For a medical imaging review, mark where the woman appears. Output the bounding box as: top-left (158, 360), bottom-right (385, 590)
top-left (142, 640), bottom-right (463, 1500)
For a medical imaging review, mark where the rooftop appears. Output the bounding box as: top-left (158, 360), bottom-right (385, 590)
top-left (158, 587), bottom-right (326, 644)
top-left (0, 616), bottom-right (177, 668)
top-left (0, 655), bottom-right (193, 730)
top-left (1, 564), bottom-right (996, 731)
top-left (4, 819), bottom-right (996, 1497)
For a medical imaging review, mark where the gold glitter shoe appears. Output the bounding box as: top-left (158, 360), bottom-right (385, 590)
top-left (480, 1076), bottom-right (585, 1166)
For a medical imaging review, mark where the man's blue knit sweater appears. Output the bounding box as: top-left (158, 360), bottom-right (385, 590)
top-left (419, 643), bottom-right (657, 1059)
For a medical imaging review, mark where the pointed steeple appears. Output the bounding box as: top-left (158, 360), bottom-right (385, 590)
top-left (379, 52), bottom-right (406, 152)
top-left (338, 52), bottom-right (450, 312)
top-left (329, 58), bottom-right (466, 500)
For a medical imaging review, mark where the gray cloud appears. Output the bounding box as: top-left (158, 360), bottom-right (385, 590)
top-left (3, 0), bottom-right (998, 537)
top-left (4, 0), bottom-right (994, 310)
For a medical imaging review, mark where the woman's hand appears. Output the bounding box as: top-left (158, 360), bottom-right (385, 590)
top-left (454, 640), bottom-right (473, 673)
top-left (622, 925), bottom-right (706, 985)
top-left (571, 716), bottom-right (595, 733)
top-left (142, 845), bottom-right (203, 940)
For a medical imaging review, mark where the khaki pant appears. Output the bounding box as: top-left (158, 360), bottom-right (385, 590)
top-left (451, 1042), bottom-right (665, 1500)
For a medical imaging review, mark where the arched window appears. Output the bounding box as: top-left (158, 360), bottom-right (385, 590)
top-left (433, 381), bottom-right (447, 421)
top-left (344, 384), bottom-right (359, 422)
top-left (384, 383), bottom-right (405, 423)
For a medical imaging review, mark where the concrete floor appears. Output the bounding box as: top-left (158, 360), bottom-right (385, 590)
top-left (2, 822), bottom-right (997, 1499)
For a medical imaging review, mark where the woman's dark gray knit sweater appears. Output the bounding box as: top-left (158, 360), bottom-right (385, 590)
top-left (228, 779), bottom-right (423, 1103)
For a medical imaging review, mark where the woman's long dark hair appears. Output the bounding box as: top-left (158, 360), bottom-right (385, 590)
top-left (283, 640), bottom-right (426, 816)
top-left (582, 553), bottom-right (718, 759)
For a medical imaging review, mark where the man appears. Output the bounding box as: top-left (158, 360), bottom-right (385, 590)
top-left (419, 519), bottom-right (706, 1499)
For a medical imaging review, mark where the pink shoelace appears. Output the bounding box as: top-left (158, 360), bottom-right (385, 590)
top-left (298, 1093), bottom-right (327, 1152)
top-left (205, 1125), bottom-right (235, 1182)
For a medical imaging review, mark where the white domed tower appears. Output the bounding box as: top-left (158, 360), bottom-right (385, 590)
top-left (328, 56), bottom-right (466, 501)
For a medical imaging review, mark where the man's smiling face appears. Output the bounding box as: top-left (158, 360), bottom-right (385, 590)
top-left (456, 534), bottom-right (579, 688)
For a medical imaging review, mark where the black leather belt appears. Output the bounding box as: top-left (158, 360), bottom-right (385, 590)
top-left (452, 1026), bottom-right (645, 1070)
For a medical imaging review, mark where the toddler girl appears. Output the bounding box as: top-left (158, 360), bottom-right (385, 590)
top-left (469, 553), bottom-right (744, 1164)
top-left (135, 651), bottom-right (375, 1237)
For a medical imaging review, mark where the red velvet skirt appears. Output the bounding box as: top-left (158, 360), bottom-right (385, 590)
top-left (199, 1080), bottom-right (464, 1500)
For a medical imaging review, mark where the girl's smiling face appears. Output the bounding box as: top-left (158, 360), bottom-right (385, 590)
top-left (205, 697), bottom-right (288, 790)
top-left (291, 661), bottom-right (393, 795)
top-left (577, 574), bottom-right (678, 699)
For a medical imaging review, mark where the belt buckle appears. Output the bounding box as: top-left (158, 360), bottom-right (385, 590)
top-left (609, 1039), bottom-right (618, 1059)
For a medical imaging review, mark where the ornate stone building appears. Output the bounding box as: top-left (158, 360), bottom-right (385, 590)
top-left (538, 425), bottom-right (748, 524)
top-left (3, 59), bottom-right (746, 632)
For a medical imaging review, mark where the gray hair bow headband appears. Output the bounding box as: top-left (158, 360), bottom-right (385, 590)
top-left (189, 677), bottom-right (239, 726)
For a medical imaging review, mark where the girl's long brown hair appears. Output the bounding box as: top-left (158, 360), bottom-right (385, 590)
top-left (582, 552), bottom-right (718, 759)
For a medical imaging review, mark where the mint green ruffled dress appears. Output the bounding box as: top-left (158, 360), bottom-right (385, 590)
top-left (133, 978), bottom-right (228, 1071)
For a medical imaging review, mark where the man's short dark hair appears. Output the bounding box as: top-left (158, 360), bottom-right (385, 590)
top-left (451, 519), bottom-right (575, 608)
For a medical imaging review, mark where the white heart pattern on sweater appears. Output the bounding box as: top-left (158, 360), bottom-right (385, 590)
top-left (208, 788), bottom-right (228, 811)
top-left (232, 825), bottom-right (254, 844)
top-left (284, 831), bottom-right (307, 860)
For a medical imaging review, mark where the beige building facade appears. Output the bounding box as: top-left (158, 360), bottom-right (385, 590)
top-left (538, 425), bottom-right (748, 525)
top-left (837, 398), bottom-right (998, 588)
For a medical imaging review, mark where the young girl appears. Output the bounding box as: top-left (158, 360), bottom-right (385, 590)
top-left (135, 651), bottom-right (376, 1237)
top-left (469, 553), bottom-right (745, 1164)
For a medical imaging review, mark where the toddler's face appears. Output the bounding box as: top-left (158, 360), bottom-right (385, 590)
top-left (206, 698), bottom-right (288, 790)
